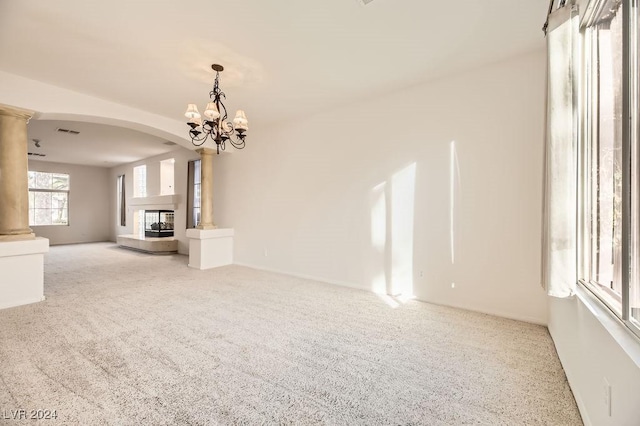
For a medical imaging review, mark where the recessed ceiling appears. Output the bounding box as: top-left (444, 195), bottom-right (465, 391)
top-left (0, 1), bottom-right (547, 130)
top-left (27, 120), bottom-right (182, 167)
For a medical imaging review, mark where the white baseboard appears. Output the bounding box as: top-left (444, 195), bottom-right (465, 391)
top-left (420, 299), bottom-right (548, 326)
top-left (0, 295), bottom-right (46, 310)
top-left (233, 262), bottom-right (369, 292)
top-left (233, 262), bottom-right (546, 325)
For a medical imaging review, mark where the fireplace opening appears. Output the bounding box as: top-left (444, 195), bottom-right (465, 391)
top-left (144, 210), bottom-right (174, 238)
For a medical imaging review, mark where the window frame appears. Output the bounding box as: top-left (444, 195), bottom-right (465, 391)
top-left (27, 171), bottom-right (70, 227)
top-left (133, 165), bottom-right (147, 198)
top-left (117, 174), bottom-right (126, 227)
top-left (187, 159), bottom-right (201, 229)
top-left (578, 0), bottom-right (640, 339)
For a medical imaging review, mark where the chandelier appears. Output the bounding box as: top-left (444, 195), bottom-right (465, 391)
top-left (184, 64), bottom-right (248, 154)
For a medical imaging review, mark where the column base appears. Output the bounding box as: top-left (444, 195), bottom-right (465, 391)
top-left (195, 224), bottom-right (218, 230)
top-left (0, 232), bottom-right (36, 242)
top-left (0, 237), bottom-right (49, 310)
top-left (186, 228), bottom-right (233, 270)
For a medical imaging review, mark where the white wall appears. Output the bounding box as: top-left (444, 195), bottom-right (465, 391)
top-left (109, 147), bottom-right (199, 254)
top-left (213, 49), bottom-right (548, 324)
top-left (0, 70), bottom-right (189, 147)
top-left (28, 160), bottom-right (110, 245)
top-left (549, 290), bottom-right (640, 426)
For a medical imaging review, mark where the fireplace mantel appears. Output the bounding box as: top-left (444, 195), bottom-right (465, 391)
top-left (129, 195), bottom-right (180, 211)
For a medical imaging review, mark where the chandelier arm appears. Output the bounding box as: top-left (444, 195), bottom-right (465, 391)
top-left (226, 133), bottom-right (246, 150)
top-left (202, 120), bottom-right (217, 134)
top-left (190, 133), bottom-right (209, 147)
top-left (189, 130), bottom-right (204, 141)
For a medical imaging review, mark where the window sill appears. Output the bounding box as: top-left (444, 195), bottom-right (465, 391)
top-left (577, 283), bottom-right (640, 369)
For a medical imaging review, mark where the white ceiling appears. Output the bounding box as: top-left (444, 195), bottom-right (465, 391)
top-left (26, 120), bottom-right (180, 167)
top-left (0, 0), bottom-right (547, 165)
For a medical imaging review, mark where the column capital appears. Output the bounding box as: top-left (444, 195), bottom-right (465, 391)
top-left (196, 147), bottom-right (216, 157)
top-left (0, 104), bottom-right (34, 123)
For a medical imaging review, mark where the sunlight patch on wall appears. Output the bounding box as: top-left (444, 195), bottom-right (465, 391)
top-left (370, 182), bottom-right (388, 294)
top-left (450, 140), bottom-right (461, 264)
top-left (369, 163), bottom-right (416, 299)
top-left (371, 273), bottom-right (387, 295)
top-left (391, 163), bottom-right (416, 297)
top-left (371, 182), bottom-right (386, 251)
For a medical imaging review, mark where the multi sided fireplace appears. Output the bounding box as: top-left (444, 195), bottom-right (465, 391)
top-left (144, 210), bottom-right (174, 238)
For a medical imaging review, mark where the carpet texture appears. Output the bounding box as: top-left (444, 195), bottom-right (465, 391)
top-left (0, 243), bottom-right (582, 425)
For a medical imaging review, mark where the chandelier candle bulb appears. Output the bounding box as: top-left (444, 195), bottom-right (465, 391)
top-left (184, 63), bottom-right (249, 154)
top-left (185, 104), bottom-right (201, 119)
top-left (204, 102), bottom-right (220, 120)
top-left (233, 110), bottom-right (249, 131)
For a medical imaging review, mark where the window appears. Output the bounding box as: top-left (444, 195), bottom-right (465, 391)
top-left (187, 160), bottom-right (201, 228)
top-left (629, 1), bottom-right (640, 330)
top-left (579, 0), bottom-right (640, 335)
top-left (133, 165), bottom-right (146, 198)
top-left (581, 0), bottom-right (625, 311)
top-left (117, 175), bottom-right (126, 226)
top-left (28, 171), bottom-right (69, 226)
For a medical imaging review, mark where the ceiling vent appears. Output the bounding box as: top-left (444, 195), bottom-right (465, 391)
top-left (28, 152), bottom-right (46, 157)
top-left (56, 128), bottom-right (80, 135)
top-left (163, 141), bottom-right (177, 146)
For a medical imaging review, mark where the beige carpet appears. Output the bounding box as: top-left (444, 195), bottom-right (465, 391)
top-left (0, 243), bottom-right (581, 425)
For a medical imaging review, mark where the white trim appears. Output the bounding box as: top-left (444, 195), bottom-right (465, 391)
top-left (186, 228), bottom-right (234, 239)
top-left (577, 283), bottom-right (640, 368)
top-left (0, 296), bottom-right (45, 311)
top-left (128, 195), bottom-right (179, 212)
top-left (422, 299), bottom-right (548, 326)
top-left (233, 262), bottom-right (368, 292)
top-left (233, 262), bottom-right (547, 325)
top-left (0, 237), bottom-right (49, 257)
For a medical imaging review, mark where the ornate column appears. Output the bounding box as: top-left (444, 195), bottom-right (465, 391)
top-left (186, 147), bottom-right (233, 270)
top-left (196, 147), bottom-right (216, 229)
top-left (0, 105), bottom-right (35, 241)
